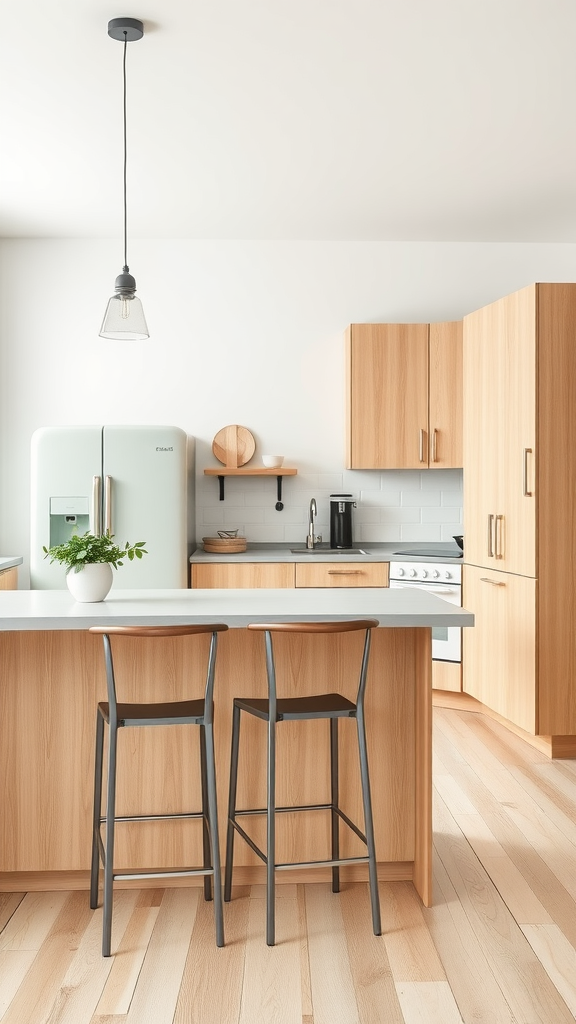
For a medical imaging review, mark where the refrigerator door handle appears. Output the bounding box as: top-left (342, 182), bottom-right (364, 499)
top-left (91, 476), bottom-right (102, 536)
top-left (105, 476), bottom-right (112, 536)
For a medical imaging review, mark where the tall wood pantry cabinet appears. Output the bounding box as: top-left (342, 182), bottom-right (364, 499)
top-left (346, 320), bottom-right (462, 469)
top-left (463, 283), bottom-right (576, 754)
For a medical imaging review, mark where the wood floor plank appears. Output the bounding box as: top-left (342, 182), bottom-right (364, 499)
top-left (238, 889), bottom-right (302, 1024)
top-left (0, 890), bottom-right (69, 951)
top-left (395, 981), bottom-right (464, 1023)
top-left (339, 883), bottom-right (404, 1024)
top-left (95, 905), bottom-right (160, 1015)
top-left (173, 886), bottom-right (249, 1024)
top-left (0, 950), bottom-right (37, 1017)
top-left (125, 887), bottom-right (199, 1024)
top-left (381, 881), bottom-right (446, 983)
top-left (425, 848), bottom-right (517, 1024)
top-left (305, 883), bottom-right (359, 1024)
top-left (433, 791), bottom-right (576, 1024)
top-left (296, 884), bottom-right (313, 1019)
top-left (521, 923), bottom-right (576, 1018)
top-left (0, 891), bottom-right (94, 1024)
top-left (0, 893), bottom-right (25, 934)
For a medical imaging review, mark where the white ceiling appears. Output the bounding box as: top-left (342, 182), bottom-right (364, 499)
top-left (1, 0), bottom-right (575, 241)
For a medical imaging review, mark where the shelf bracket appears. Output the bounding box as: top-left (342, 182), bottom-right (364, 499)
top-left (212, 473), bottom-right (285, 510)
top-left (275, 475), bottom-right (284, 511)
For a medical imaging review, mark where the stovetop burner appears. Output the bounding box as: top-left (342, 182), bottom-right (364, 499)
top-left (392, 546), bottom-right (462, 558)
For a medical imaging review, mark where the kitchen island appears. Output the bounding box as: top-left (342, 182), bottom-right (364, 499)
top-left (0, 587), bottom-right (473, 907)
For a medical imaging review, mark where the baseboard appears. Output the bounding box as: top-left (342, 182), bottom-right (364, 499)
top-left (0, 862), bottom-right (414, 893)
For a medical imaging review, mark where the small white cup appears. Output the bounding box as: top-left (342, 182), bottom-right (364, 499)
top-left (262, 454), bottom-right (284, 468)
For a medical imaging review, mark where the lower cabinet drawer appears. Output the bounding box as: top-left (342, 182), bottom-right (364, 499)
top-left (191, 563), bottom-right (295, 589)
top-left (295, 562), bottom-right (389, 588)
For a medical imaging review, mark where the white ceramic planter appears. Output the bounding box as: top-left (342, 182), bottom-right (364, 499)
top-left (66, 562), bottom-right (113, 602)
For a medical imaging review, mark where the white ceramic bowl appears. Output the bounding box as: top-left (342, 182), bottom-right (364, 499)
top-left (262, 454), bottom-right (284, 468)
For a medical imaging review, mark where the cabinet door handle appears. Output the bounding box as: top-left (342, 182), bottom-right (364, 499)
top-left (480, 577), bottom-right (505, 586)
top-left (495, 514), bottom-right (504, 559)
top-left (523, 448), bottom-right (533, 497)
top-left (419, 428), bottom-right (427, 463)
top-left (431, 428), bottom-right (438, 463)
top-left (487, 514), bottom-right (495, 558)
top-left (327, 570), bottom-right (362, 575)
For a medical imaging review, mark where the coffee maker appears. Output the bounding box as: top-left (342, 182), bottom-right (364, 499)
top-left (329, 493), bottom-right (357, 549)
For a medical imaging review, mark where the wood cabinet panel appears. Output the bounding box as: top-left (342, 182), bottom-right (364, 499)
top-left (347, 321), bottom-right (462, 470)
top-left (295, 562), bottom-right (389, 588)
top-left (0, 626), bottom-right (426, 883)
top-left (463, 565), bottom-right (536, 734)
top-left (429, 320), bottom-right (462, 468)
top-left (0, 568), bottom-right (18, 590)
top-left (191, 563), bottom-right (295, 589)
top-left (346, 323), bottom-right (429, 469)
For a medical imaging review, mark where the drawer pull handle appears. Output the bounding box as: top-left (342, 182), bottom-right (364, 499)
top-left (327, 570), bottom-right (362, 575)
top-left (480, 577), bottom-right (505, 586)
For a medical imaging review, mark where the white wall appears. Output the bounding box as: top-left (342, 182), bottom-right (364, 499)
top-left (1, 238), bottom-right (574, 583)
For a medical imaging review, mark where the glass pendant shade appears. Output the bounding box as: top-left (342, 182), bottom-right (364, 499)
top-left (99, 294), bottom-right (149, 340)
top-left (99, 268), bottom-right (149, 340)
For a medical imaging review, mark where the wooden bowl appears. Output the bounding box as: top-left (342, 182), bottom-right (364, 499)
top-left (202, 536), bottom-right (247, 553)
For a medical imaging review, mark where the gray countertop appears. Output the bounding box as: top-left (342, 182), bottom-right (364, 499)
top-left (0, 586), bottom-right (473, 631)
top-left (0, 556), bottom-right (23, 572)
top-left (189, 541), bottom-right (464, 564)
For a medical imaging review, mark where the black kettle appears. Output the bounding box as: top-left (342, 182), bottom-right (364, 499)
top-left (329, 493), bottom-right (357, 549)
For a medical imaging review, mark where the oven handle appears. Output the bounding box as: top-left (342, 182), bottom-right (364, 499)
top-left (390, 581), bottom-right (460, 596)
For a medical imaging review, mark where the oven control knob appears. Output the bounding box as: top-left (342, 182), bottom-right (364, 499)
top-left (397, 567), bottom-right (405, 576)
top-left (445, 571), bottom-right (452, 579)
top-left (432, 569), bottom-right (440, 578)
top-left (421, 569), bottom-right (428, 578)
top-left (409, 569), bottom-right (417, 577)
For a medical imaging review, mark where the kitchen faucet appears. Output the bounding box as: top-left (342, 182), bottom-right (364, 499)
top-left (306, 497), bottom-right (321, 549)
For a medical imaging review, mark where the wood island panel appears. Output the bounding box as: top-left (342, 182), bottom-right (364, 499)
top-left (0, 625), bottom-right (431, 903)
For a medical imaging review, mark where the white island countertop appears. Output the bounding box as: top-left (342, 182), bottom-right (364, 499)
top-left (0, 587), bottom-right (474, 631)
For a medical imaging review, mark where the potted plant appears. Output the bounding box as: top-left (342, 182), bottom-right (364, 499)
top-left (43, 531), bottom-right (148, 602)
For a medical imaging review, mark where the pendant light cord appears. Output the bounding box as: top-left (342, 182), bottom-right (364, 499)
top-left (122, 33), bottom-right (129, 273)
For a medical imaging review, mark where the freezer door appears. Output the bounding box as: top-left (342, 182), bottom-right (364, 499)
top-left (30, 425), bottom-right (103, 589)
top-left (102, 425), bottom-right (190, 588)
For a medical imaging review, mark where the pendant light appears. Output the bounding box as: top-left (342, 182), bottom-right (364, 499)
top-left (99, 17), bottom-right (149, 341)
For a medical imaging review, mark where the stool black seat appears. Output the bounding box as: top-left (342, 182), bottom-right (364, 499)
top-left (89, 623), bottom-right (228, 957)
top-left (224, 618), bottom-right (382, 946)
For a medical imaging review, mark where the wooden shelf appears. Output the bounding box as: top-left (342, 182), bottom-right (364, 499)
top-left (204, 467), bottom-right (297, 477)
top-left (204, 467), bottom-right (297, 509)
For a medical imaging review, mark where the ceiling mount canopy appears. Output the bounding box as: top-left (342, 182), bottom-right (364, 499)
top-left (99, 16), bottom-right (149, 342)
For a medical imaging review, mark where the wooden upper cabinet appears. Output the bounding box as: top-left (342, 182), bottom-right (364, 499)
top-left (346, 321), bottom-right (462, 470)
top-left (463, 285), bottom-right (536, 577)
top-left (428, 320), bottom-right (463, 468)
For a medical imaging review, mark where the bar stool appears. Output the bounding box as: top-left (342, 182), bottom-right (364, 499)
top-left (224, 619), bottom-right (382, 946)
top-left (89, 623), bottom-right (228, 957)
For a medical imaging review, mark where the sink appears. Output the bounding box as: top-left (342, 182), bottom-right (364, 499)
top-left (290, 546), bottom-right (368, 555)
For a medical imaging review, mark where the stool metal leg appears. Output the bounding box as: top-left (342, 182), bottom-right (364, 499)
top-left (204, 721), bottom-right (224, 947)
top-left (102, 720), bottom-right (119, 957)
top-left (330, 717), bottom-right (340, 893)
top-left (90, 711), bottom-right (105, 909)
top-left (356, 707), bottom-right (381, 936)
top-left (266, 715), bottom-right (276, 946)
top-left (199, 726), bottom-right (212, 902)
top-left (224, 702), bottom-right (241, 902)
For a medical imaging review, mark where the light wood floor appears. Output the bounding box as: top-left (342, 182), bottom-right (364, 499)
top-left (2, 705), bottom-right (576, 1023)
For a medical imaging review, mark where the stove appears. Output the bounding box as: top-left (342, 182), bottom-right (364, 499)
top-left (389, 558), bottom-right (462, 663)
top-left (393, 545), bottom-right (462, 559)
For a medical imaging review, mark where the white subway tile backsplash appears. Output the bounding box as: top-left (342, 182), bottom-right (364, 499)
top-left (197, 467), bottom-right (463, 544)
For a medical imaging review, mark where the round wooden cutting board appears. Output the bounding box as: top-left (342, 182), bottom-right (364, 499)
top-left (212, 425), bottom-right (256, 468)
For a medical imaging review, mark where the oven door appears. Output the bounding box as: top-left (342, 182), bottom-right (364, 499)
top-left (389, 579), bottom-right (462, 663)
